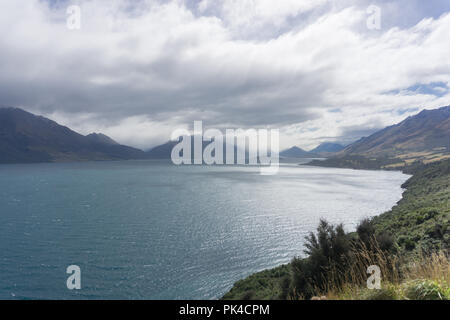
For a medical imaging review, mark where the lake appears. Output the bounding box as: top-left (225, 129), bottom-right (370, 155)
top-left (0, 160), bottom-right (408, 299)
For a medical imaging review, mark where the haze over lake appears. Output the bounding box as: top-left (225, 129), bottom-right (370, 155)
top-left (0, 160), bottom-right (408, 299)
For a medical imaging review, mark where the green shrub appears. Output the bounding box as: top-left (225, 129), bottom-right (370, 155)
top-left (357, 218), bottom-right (375, 246)
top-left (404, 279), bottom-right (449, 300)
top-left (289, 220), bottom-right (352, 299)
top-left (398, 236), bottom-right (416, 250)
top-left (416, 215), bottom-right (426, 225)
top-left (362, 286), bottom-right (399, 300)
top-left (426, 223), bottom-right (446, 239)
top-left (241, 290), bottom-right (255, 300)
top-left (278, 276), bottom-right (291, 300)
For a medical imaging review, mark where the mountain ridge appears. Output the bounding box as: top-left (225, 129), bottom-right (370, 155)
top-left (86, 133), bottom-right (119, 145)
top-left (308, 105), bottom-right (450, 169)
top-left (0, 107), bottom-right (146, 163)
top-left (310, 142), bottom-right (345, 154)
top-left (1, 105), bottom-right (449, 165)
top-left (340, 106), bottom-right (450, 158)
top-left (280, 146), bottom-right (317, 158)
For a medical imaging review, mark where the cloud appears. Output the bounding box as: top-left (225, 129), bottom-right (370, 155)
top-left (197, 0), bottom-right (329, 38)
top-left (0, 0), bottom-right (449, 149)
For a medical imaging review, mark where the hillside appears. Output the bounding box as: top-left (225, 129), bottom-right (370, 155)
top-left (341, 106), bottom-right (450, 164)
top-left (307, 106), bottom-right (450, 169)
top-left (372, 160), bottom-right (450, 252)
top-left (310, 142), bottom-right (345, 154)
top-left (147, 138), bottom-right (263, 163)
top-left (280, 146), bottom-right (317, 158)
top-left (223, 159), bottom-right (450, 300)
top-left (0, 107), bottom-right (146, 163)
top-left (146, 140), bottom-right (178, 159)
top-left (85, 133), bottom-right (119, 145)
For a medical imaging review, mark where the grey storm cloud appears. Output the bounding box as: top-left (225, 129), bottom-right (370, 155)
top-left (0, 0), bottom-right (449, 149)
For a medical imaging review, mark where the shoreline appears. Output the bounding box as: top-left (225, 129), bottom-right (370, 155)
top-left (222, 159), bottom-right (449, 300)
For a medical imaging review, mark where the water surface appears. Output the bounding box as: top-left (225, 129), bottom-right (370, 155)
top-left (0, 160), bottom-right (408, 299)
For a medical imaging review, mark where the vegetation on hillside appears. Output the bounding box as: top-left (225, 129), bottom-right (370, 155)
top-left (327, 251), bottom-right (449, 300)
top-left (223, 159), bottom-right (449, 300)
top-left (306, 154), bottom-right (450, 171)
top-left (338, 106), bottom-right (450, 158)
top-left (305, 155), bottom-right (399, 170)
top-left (372, 160), bottom-right (449, 253)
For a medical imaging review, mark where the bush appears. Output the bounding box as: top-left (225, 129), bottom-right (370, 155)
top-left (288, 219), bottom-right (399, 299)
top-left (241, 291), bottom-right (255, 300)
top-left (426, 223), bottom-right (446, 239)
top-left (278, 276), bottom-right (291, 300)
top-left (362, 286), bottom-right (399, 300)
top-left (404, 279), bottom-right (449, 300)
top-left (376, 232), bottom-right (395, 252)
top-left (357, 219), bottom-right (395, 252)
top-left (357, 218), bottom-right (375, 246)
top-left (290, 257), bottom-right (313, 299)
top-left (416, 215), bottom-right (426, 225)
top-left (398, 236), bottom-right (416, 250)
top-left (303, 220), bottom-right (351, 269)
top-left (289, 220), bottom-right (352, 299)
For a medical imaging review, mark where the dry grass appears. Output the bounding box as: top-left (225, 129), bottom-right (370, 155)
top-left (383, 162), bottom-right (406, 169)
top-left (314, 240), bottom-right (449, 300)
top-left (404, 251), bottom-right (449, 283)
top-left (392, 150), bottom-right (450, 165)
top-left (423, 154), bottom-right (450, 163)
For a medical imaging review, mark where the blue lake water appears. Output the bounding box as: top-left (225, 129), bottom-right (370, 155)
top-left (0, 160), bottom-right (409, 299)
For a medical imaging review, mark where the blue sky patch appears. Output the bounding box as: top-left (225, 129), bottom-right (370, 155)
top-left (385, 82), bottom-right (448, 98)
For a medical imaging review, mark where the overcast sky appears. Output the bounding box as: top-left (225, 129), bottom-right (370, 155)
top-left (0, 0), bottom-right (449, 150)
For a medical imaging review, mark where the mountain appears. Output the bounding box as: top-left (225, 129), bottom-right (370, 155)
top-left (85, 133), bottom-right (119, 145)
top-left (147, 137), bottom-right (268, 163)
top-left (0, 107), bottom-right (146, 163)
top-left (310, 142), bottom-right (345, 154)
top-left (341, 106), bottom-right (450, 159)
top-left (280, 146), bottom-right (317, 158)
top-left (308, 106), bottom-right (450, 169)
top-left (147, 138), bottom-right (237, 159)
top-left (147, 140), bottom-right (178, 159)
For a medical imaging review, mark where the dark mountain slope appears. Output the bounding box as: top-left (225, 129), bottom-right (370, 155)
top-left (0, 107), bottom-right (146, 163)
top-left (341, 106), bottom-right (450, 157)
top-left (308, 106), bottom-right (450, 169)
top-left (146, 140), bottom-right (178, 159)
top-left (280, 146), bottom-right (317, 158)
top-left (311, 142), bottom-right (345, 154)
top-left (86, 133), bottom-right (119, 145)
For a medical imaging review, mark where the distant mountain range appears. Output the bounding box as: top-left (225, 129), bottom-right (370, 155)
top-left (308, 106), bottom-right (450, 168)
top-left (277, 106), bottom-right (449, 162)
top-left (149, 140), bottom-right (340, 160)
top-left (146, 139), bottom-right (225, 160)
top-left (85, 133), bottom-right (120, 146)
top-left (0, 107), bottom-right (146, 163)
top-left (340, 106), bottom-right (450, 158)
top-left (279, 143), bottom-right (345, 158)
top-left (0, 108), bottom-right (268, 164)
top-left (1, 105), bottom-right (448, 165)
top-left (311, 142), bottom-right (345, 154)
top-left (279, 146), bottom-right (317, 158)
top-left (147, 137), bottom-right (261, 163)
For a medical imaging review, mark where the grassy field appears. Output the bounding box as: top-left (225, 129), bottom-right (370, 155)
top-left (222, 159), bottom-right (449, 300)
